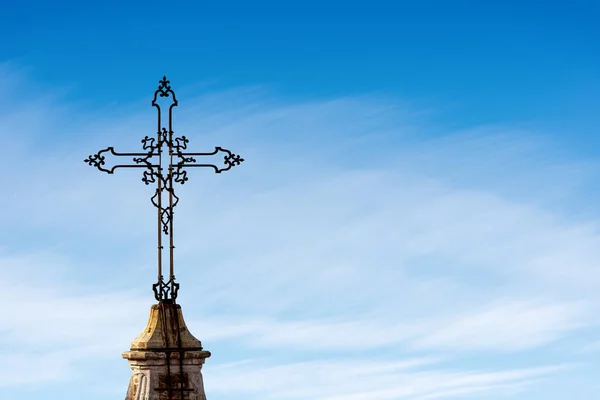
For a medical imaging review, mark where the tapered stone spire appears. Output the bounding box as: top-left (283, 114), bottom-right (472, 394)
top-left (122, 303), bottom-right (211, 400)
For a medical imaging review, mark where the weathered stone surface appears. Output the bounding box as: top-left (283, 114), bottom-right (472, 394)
top-left (130, 303), bottom-right (203, 351)
top-left (123, 303), bottom-right (211, 400)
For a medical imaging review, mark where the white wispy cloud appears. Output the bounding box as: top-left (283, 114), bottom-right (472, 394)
top-left (185, 298), bottom-right (592, 354)
top-left (207, 359), bottom-right (569, 400)
top-left (411, 299), bottom-right (593, 352)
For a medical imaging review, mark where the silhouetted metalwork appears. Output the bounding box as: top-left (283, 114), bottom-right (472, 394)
top-left (85, 76), bottom-right (244, 303)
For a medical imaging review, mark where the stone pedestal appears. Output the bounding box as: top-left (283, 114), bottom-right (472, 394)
top-left (123, 303), bottom-right (211, 400)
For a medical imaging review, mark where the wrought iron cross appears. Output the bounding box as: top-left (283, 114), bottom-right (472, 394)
top-left (84, 76), bottom-right (244, 302)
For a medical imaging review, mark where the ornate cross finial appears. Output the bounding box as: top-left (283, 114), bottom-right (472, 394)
top-left (85, 76), bottom-right (244, 303)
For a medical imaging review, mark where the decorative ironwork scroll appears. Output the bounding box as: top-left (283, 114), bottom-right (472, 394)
top-left (85, 76), bottom-right (244, 302)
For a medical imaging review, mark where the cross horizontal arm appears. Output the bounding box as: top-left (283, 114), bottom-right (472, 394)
top-left (84, 146), bottom-right (159, 174)
top-left (178, 146), bottom-right (244, 173)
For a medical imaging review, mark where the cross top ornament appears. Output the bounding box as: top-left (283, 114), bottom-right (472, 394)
top-left (85, 76), bottom-right (244, 303)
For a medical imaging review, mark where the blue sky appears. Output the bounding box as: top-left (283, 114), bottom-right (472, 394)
top-left (1, 1), bottom-right (600, 399)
